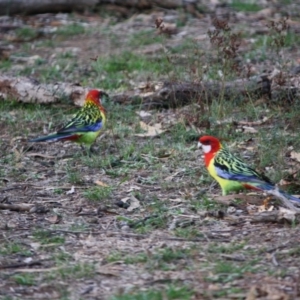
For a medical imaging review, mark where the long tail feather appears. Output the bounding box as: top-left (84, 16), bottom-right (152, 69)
top-left (279, 191), bottom-right (300, 203)
top-left (247, 183), bottom-right (300, 203)
top-left (29, 133), bottom-right (74, 142)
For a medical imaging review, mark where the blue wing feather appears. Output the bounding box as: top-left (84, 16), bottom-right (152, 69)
top-left (215, 165), bottom-right (269, 184)
top-left (58, 120), bottom-right (103, 134)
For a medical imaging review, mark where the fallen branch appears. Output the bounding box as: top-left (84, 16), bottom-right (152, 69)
top-left (2, 73), bottom-right (300, 109)
top-left (248, 209), bottom-right (300, 224)
top-left (0, 260), bottom-right (42, 269)
top-left (0, 0), bottom-right (97, 15)
top-left (0, 76), bottom-right (89, 106)
top-left (0, 0), bottom-right (197, 16)
top-left (112, 76), bottom-right (272, 109)
top-left (0, 203), bottom-right (34, 212)
top-left (234, 116), bottom-right (271, 126)
top-left (0, 203), bottom-right (49, 213)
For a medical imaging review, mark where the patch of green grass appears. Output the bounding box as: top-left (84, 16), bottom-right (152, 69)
top-left (208, 241), bottom-right (246, 254)
top-left (209, 287), bottom-right (244, 298)
top-left (57, 263), bottom-right (95, 280)
top-left (15, 27), bottom-right (38, 40)
top-left (169, 38), bottom-right (197, 54)
top-left (0, 242), bottom-right (31, 256)
top-left (13, 273), bottom-right (36, 286)
top-left (52, 251), bottom-right (73, 263)
top-left (53, 188), bottom-right (64, 195)
top-left (231, 1), bottom-right (262, 12)
top-left (283, 31), bottom-right (300, 47)
top-left (153, 247), bottom-right (191, 264)
top-left (206, 260), bottom-right (260, 283)
top-left (46, 262), bottom-right (95, 282)
top-left (253, 31), bottom-right (300, 52)
top-left (33, 230), bottom-right (65, 245)
top-left (106, 251), bottom-right (148, 264)
top-left (55, 23), bottom-right (86, 36)
top-left (128, 29), bottom-right (165, 47)
top-left (111, 285), bottom-right (194, 300)
top-left (168, 123), bottom-right (198, 143)
top-left (137, 247), bottom-right (195, 271)
top-left (174, 227), bottom-right (202, 239)
top-left (65, 165), bottom-right (83, 184)
top-left (93, 51), bottom-right (174, 90)
top-left (133, 214), bottom-right (168, 234)
top-left (0, 60), bottom-right (12, 70)
top-left (83, 186), bottom-right (113, 201)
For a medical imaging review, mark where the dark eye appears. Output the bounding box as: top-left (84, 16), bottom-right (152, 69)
top-left (201, 140), bottom-right (210, 145)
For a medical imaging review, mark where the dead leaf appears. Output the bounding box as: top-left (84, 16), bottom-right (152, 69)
top-left (246, 284), bottom-right (289, 300)
top-left (136, 110), bottom-right (152, 118)
top-left (164, 170), bottom-right (183, 181)
top-left (45, 215), bottom-right (61, 224)
top-left (134, 121), bottom-right (165, 137)
top-left (127, 195), bottom-right (140, 212)
top-left (155, 18), bottom-right (177, 36)
top-left (258, 204), bottom-right (274, 212)
top-left (94, 180), bottom-right (108, 187)
top-left (96, 264), bottom-right (123, 277)
top-left (66, 186), bottom-right (75, 195)
top-left (278, 207), bottom-right (296, 222)
top-left (126, 185), bottom-right (141, 192)
top-left (156, 149), bottom-right (174, 159)
top-left (290, 150), bottom-right (300, 162)
top-left (120, 197), bottom-right (130, 203)
top-left (169, 198), bottom-right (185, 202)
top-left (242, 126), bottom-right (258, 133)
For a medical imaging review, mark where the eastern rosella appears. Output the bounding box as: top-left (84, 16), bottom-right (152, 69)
top-left (29, 89), bottom-right (107, 152)
top-left (198, 135), bottom-right (300, 203)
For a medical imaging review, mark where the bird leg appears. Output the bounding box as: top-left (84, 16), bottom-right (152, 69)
top-left (80, 145), bottom-right (92, 156)
top-left (89, 144), bottom-right (100, 156)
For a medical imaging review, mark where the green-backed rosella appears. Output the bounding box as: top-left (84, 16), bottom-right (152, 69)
top-left (29, 89), bottom-right (107, 152)
top-left (198, 135), bottom-right (300, 203)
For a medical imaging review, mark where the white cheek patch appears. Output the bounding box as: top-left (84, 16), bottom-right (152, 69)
top-left (197, 142), bottom-right (202, 149)
top-left (201, 144), bottom-right (211, 153)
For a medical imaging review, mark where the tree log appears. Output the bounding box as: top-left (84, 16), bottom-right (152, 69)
top-left (0, 75), bottom-right (89, 106)
top-left (0, 75), bottom-right (273, 108)
top-left (112, 75), bottom-right (272, 109)
top-left (99, 0), bottom-right (184, 9)
top-left (0, 74), bottom-right (275, 108)
top-left (0, 0), bottom-right (97, 15)
top-left (0, 0), bottom-right (195, 16)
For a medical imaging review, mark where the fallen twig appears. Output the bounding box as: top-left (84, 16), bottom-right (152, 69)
top-left (0, 203), bottom-right (34, 212)
top-left (248, 210), bottom-right (300, 224)
top-left (0, 261), bottom-right (42, 269)
top-left (0, 203), bottom-right (49, 213)
top-left (234, 116), bottom-right (271, 126)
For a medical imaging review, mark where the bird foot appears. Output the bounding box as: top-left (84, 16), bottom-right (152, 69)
top-left (89, 145), bottom-right (101, 156)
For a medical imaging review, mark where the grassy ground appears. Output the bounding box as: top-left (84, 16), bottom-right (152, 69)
top-left (1, 2), bottom-right (300, 299)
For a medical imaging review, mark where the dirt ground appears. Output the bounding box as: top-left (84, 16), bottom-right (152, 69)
top-left (1, 2), bottom-right (300, 300)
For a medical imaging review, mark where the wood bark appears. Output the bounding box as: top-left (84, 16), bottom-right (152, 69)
top-left (0, 75), bottom-right (89, 106)
top-left (112, 75), bottom-right (272, 109)
top-left (0, 0), bottom-right (195, 16)
top-left (0, 0), bottom-right (97, 15)
top-left (0, 75), bottom-right (273, 108)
